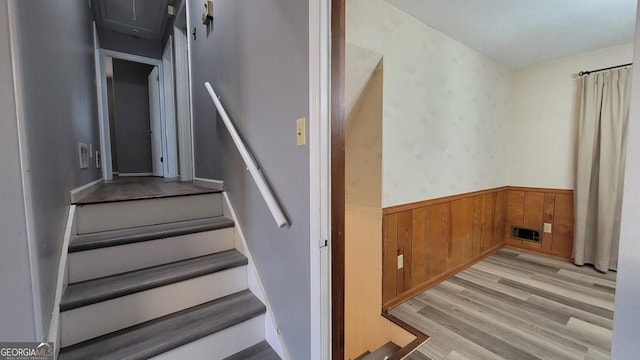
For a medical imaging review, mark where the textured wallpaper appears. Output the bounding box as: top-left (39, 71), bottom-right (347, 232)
top-left (347, 0), bottom-right (511, 207)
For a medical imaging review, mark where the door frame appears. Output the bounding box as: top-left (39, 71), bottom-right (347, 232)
top-left (309, 0), bottom-right (331, 358)
top-left (173, 2), bottom-right (194, 182)
top-left (162, 36), bottom-right (179, 178)
top-left (147, 65), bottom-right (164, 177)
top-left (330, 0), bottom-right (346, 358)
top-left (95, 48), bottom-right (176, 180)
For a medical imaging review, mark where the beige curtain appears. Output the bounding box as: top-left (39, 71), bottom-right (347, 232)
top-left (574, 68), bottom-right (632, 272)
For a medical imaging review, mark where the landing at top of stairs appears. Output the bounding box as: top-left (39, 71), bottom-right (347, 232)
top-left (73, 177), bottom-right (221, 205)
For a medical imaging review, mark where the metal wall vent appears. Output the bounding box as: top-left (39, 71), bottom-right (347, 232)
top-left (511, 226), bottom-right (541, 243)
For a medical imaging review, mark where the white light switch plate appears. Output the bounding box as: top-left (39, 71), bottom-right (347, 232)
top-left (397, 254), bottom-right (404, 269)
top-left (543, 223), bottom-right (552, 233)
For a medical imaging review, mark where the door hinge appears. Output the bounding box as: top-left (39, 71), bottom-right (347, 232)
top-left (161, 157), bottom-right (163, 163)
top-left (319, 237), bottom-right (328, 248)
top-left (156, 75), bottom-right (159, 81)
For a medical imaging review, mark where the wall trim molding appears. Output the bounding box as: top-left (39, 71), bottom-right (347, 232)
top-left (193, 177), bottom-right (224, 191)
top-left (508, 186), bottom-right (574, 195)
top-left (48, 205), bottom-right (76, 356)
top-left (69, 178), bottom-right (103, 203)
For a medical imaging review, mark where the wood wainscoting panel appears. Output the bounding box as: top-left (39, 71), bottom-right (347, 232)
top-left (542, 193), bottom-right (556, 253)
top-left (551, 193), bottom-right (574, 259)
top-left (382, 188), bottom-right (506, 310)
top-left (431, 203), bottom-right (450, 278)
top-left (381, 186), bottom-right (572, 310)
top-left (397, 211), bottom-right (413, 294)
top-left (506, 190), bottom-right (525, 247)
top-left (411, 208), bottom-right (430, 288)
top-left (383, 214), bottom-right (398, 304)
top-left (505, 187), bottom-right (574, 260)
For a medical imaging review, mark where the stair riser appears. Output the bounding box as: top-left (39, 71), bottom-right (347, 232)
top-left (149, 315), bottom-right (265, 360)
top-left (68, 228), bottom-right (235, 283)
top-left (76, 194), bottom-right (223, 234)
top-left (60, 266), bottom-right (247, 347)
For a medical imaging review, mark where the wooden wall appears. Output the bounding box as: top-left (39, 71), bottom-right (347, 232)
top-left (505, 187), bottom-right (574, 260)
top-left (381, 186), bottom-right (574, 309)
top-left (382, 188), bottom-right (507, 309)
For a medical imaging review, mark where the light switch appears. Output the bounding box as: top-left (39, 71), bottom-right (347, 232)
top-left (544, 223), bottom-right (552, 233)
top-left (296, 117), bottom-right (306, 146)
top-left (397, 254), bottom-right (404, 269)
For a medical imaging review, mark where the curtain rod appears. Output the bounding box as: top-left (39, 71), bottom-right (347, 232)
top-left (578, 63), bottom-right (633, 77)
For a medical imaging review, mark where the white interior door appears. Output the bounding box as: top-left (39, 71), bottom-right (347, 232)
top-left (148, 66), bottom-right (164, 177)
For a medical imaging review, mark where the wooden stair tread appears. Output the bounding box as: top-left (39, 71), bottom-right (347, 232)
top-left (69, 216), bottom-right (234, 252)
top-left (223, 341), bottom-right (281, 360)
top-left (60, 250), bottom-right (247, 311)
top-left (362, 342), bottom-right (401, 360)
top-left (73, 178), bottom-right (222, 205)
top-left (58, 290), bottom-right (265, 360)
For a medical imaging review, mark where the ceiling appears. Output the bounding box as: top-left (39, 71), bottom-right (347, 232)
top-left (92, 0), bottom-right (176, 41)
top-left (384, 0), bottom-right (637, 68)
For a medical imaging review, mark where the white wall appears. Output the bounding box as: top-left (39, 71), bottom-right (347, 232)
top-left (0, 1), bottom-right (37, 341)
top-left (509, 43), bottom-right (634, 189)
top-left (347, 0), bottom-right (511, 207)
top-left (611, 5), bottom-right (640, 357)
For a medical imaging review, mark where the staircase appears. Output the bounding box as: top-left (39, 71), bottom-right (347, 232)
top-left (58, 188), bottom-right (281, 359)
top-left (355, 342), bottom-right (401, 360)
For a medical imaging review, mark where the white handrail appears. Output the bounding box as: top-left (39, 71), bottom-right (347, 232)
top-left (204, 82), bottom-right (290, 228)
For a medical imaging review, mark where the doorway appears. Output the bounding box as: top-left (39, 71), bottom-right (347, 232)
top-left (96, 49), bottom-right (179, 180)
top-left (105, 57), bottom-right (161, 177)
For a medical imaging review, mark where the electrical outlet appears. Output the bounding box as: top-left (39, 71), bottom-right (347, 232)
top-left (296, 117), bottom-right (306, 146)
top-left (544, 223), bottom-right (552, 233)
top-left (397, 254), bottom-right (404, 269)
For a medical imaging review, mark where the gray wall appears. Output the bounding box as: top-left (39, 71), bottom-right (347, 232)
top-left (611, 5), bottom-right (640, 358)
top-left (0, 1), bottom-right (38, 341)
top-left (112, 59), bottom-right (154, 174)
top-left (187, 0), bottom-right (311, 358)
top-left (9, 0), bottom-right (102, 338)
top-left (99, 29), bottom-right (163, 59)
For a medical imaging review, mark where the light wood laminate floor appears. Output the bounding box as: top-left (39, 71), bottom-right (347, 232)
top-left (393, 248), bottom-right (616, 360)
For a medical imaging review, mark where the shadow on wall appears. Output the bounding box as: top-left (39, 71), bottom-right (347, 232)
top-left (345, 44), bottom-right (383, 208)
top-left (344, 48), bottom-right (415, 359)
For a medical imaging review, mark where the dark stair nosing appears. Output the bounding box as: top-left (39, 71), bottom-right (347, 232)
top-left (223, 341), bottom-right (281, 360)
top-left (362, 342), bottom-right (402, 360)
top-left (58, 290), bottom-right (265, 360)
top-left (60, 249), bottom-right (247, 311)
top-left (73, 188), bottom-right (223, 205)
top-left (69, 216), bottom-right (235, 253)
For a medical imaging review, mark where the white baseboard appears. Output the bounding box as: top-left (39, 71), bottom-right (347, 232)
top-left (118, 172), bottom-right (153, 177)
top-left (48, 205), bottom-right (76, 357)
top-left (193, 177), bottom-right (224, 191)
top-left (221, 192), bottom-right (289, 359)
top-left (69, 178), bottom-right (103, 203)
